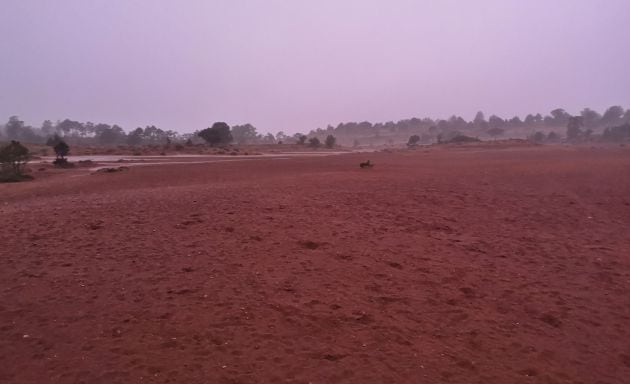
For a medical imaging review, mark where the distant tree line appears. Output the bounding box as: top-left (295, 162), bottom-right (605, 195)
top-left (0, 117), bottom-right (297, 147)
top-left (2, 105), bottom-right (629, 147)
top-left (307, 106), bottom-right (630, 146)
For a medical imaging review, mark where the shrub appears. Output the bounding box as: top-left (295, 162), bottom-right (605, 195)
top-left (407, 135), bottom-right (420, 147)
top-left (443, 135), bottom-right (480, 144)
top-left (529, 131), bottom-right (546, 143)
top-left (0, 140), bottom-right (31, 182)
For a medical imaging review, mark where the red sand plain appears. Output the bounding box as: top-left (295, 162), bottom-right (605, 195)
top-left (1, 144), bottom-right (630, 383)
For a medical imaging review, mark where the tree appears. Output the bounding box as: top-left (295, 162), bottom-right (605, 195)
top-left (548, 108), bottom-right (571, 126)
top-left (580, 108), bottom-right (601, 128)
top-left (198, 122), bottom-right (232, 146)
top-left (601, 106), bottom-right (625, 126)
top-left (5, 116), bottom-right (40, 143)
top-left (325, 135), bottom-right (336, 148)
top-left (308, 137), bottom-right (321, 148)
top-left (0, 140), bottom-right (30, 180)
top-left (127, 128), bottom-right (143, 146)
top-left (41, 120), bottom-right (55, 135)
top-left (56, 119), bottom-right (84, 137)
top-left (97, 125), bottom-right (126, 144)
top-left (602, 123), bottom-right (630, 141)
top-left (231, 124), bottom-right (258, 144)
top-left (473, 111), bottom-right (488, 130)
top-left (407, 135), bottom-right (420, 147)
top-left (524, 114), bottom-right (536, 125)
top-left (5, 116), bottom-right (24, 140)
top-left (276, 131), bottom-right (287, 143)
top-left (262, 133), bottom-right (275, 144)
top-left (54, 140), bottom-right (70, 160)
top-left (297, 135), bottom-right (307, 145)
top-left (488, 115), bottom-right (504, 129)
top-left (566, 116), bottom-right (584, 140)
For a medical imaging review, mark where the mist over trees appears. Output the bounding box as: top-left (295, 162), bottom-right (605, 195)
top-left (1, 105), bottom-right (629, 148)
top-left (304, 105), bottom-right (630, 146)
top-left (0, 117), bottom-right (286, 147)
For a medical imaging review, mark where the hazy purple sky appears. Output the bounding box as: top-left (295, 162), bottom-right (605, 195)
top-left (1, 0), bottom-right (629, 134)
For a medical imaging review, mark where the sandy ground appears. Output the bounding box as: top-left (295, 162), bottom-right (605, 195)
top-left (1, 144), bottom-right (629, 383)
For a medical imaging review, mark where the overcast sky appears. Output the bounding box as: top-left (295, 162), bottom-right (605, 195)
top-left (1, 0), bottom-right (629, 134)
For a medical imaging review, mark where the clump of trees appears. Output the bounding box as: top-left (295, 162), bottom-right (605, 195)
top-left (198, 122), bottom-right (233, 146)
top-left (0, 141), bottom-right (31, 182)
top-left (407, 135), bottom-right (420, 147)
